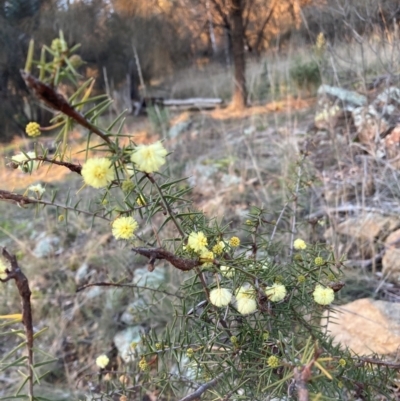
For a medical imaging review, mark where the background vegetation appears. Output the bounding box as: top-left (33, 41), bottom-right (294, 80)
top-left (1, 0), bottom-right (400, 400)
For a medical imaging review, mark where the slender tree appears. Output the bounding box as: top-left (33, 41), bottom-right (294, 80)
top-left (229, 0), bottom-right (247, 109)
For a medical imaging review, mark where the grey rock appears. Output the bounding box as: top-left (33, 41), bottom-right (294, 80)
top-left (168, 120), bottom-right (191, 138)
top-left (75, 262), bottom-right (91, 285)
top-left (317, 85), bottom-right (367, 109)
top-left (113, 326), bottom-right (144, 362)
top-left (221, 173), bottom-right (242, 187)
top-left (33, 233), bottom-right (61, 257)
top-left (133, 266), bottom-right (166, 288)
top-left (325, 298), bottom-right (400, 355)
top-left (314, 85), bottom-right (367, 130)
top-left (120, 299), bottom-right (148, 325)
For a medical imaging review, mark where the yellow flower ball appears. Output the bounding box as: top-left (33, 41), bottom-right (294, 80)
top-left (267, 355), bottom-right (280, 368)
top-left (81, 158), bottom-right (114, 189)
top-left (237, 297), bottom-right (257, 315)
top-left (200, 250), bottom-right (214, 267)
top-left (25, 122), bottom-right (41, 137)
top-left (0, 258), bottom-right (8, 280)
top-left (220, 265), bottom-right (234, 278)
top-left (209, 288), bottom-right (232, 307)
top-left (138, 357), bottom-right (149, 371)
top-left (112, 216), bottom-right (138, 240)
top-left (293, 238), bottom-right (307, 250)
top-left (315, 256), bottom-right (324, 266)
top-left (121, 180), bottom-right (135, 193)
top-left (212, 241), bottom-right (225, 255)
top-left (265, 283), bottom-right (287, 302)
top-left (130, 141), bottom-right (168, 173)
top-left (11, 151), bottom-right (39, 172)
top-left (313, 284), bottom-right (334, 305)
top-left (96, 354), bottom-right (109, 369)
top-left (188, 231), bottom-right (208, 253)
top-left (28, 184), bottom-right (45, 196)
top-left (229, 236), bottom-right (240, 247)
top-left (235, 285), bottom-right (256, 300)
top-left (230, 336), bottom-right (239, 346)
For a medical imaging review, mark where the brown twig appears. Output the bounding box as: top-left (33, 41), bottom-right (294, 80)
top-left (1, 248), bottom-right (34, 399)
top-left (0, 189), bottom-right (110, 221)
top-left (178, 372), bottom-right (225, 401)
top-left (9, 156), bottom-right (82, 175)
top-left (293, 348), bottom-right (323, 401)
top-left (20, 70), bottom-right (112, 145)
top-left (132, 247), bottom-right (200, 272)
top-left (36, 156), bottom-right (82, 174)
top-left (355, 356), bottom-right (400, 369)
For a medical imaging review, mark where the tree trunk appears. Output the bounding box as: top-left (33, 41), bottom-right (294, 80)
top-left (229, 0), bottom-right (247, 110)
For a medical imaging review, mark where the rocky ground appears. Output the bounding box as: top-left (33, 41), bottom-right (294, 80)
top-left (1, 78), bottom-right (400, 397)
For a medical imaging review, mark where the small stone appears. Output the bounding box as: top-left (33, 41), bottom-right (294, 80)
top-left (325, 298), bottom-right (400, 355)
top-left (113, 326), bottom-right (144, 363)
top-left (382, 229), bottom-right (400, 283)
top-left (33, 233), bottom-right (61, 258)
top-left (325, 213), bottom-right (399, 242)
top-left (168, 120), bottom-right (191, 138)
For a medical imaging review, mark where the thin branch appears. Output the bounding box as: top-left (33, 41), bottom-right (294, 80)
top-left (146, 173), bottom-right (185, 237)
top-left (20, 70), bottom-right (112, 145)
top-left (0, 189), bottom-right (111, 221)
top-left (132, 247), bottom-right (200, 272)
top-left (355, 356), bottom-right (400, 369)
top-left (270, 199), bottom-right (290, 241)
top-left (76, 281), bottom-right (183, 299)
top-left (36, 156), bottom-right (82, 174)
top-left (244, 138), bottom-right (270, 203)
top-left (253, 0), bottom-right (277, 53)
top-left (178, 372), bottom-right (225, 401)
top-left (293, 348), bottom-right (322, 401)
top-left (1, 248), bottom-right (34, 400)
top-left (289, 158), bottom-right (305, 257)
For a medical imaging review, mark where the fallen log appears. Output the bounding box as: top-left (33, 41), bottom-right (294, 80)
top-left (133, 97), bottom-right (223, 115)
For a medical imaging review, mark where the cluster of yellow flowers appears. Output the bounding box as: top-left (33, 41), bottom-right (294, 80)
top-left (209, 280), bottom-right (335, 311)
top-left (25, 122), bottom-right (41, 137)
top-left (81, 141), bottom-right (168, 189)
top-left (78, 142), bottom-right (168, 241)
top-left (236, 285), bottom-right (257, 315)
top-left (209, 281), bottom-right (289, 314)
top-left (95, 354), bottom-right (109, 369)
